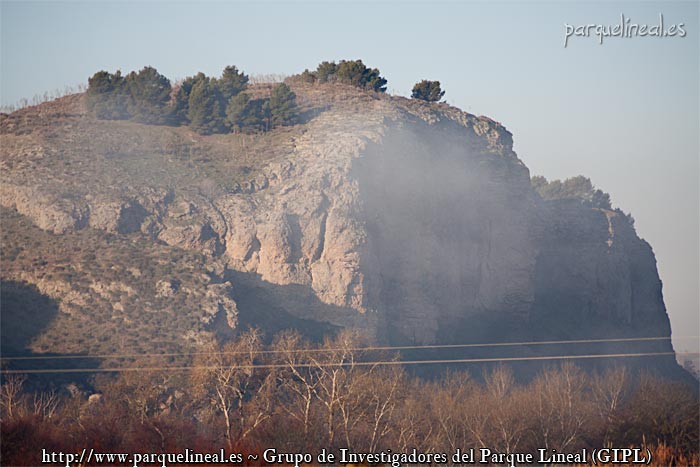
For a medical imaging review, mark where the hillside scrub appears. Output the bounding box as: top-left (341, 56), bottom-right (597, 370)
top-left (86, 66), bottom-right (299, 135)
top-left (2, 331), bottom-right (698, 465)
top-left (532, 175), bottom-right (612, 209)
top-left (294, 59), bottom-right (388, 92)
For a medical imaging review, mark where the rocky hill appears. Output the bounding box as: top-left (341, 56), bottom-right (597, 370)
top-left (0, 83), bottom-right (680, 376)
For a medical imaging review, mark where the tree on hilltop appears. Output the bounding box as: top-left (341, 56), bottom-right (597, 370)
top-left (315, 61), bottom-right (338, 83)
top-left (304, 59), bottom-right (387, 92)
top-left (334, 59), bottom-right (387, 92)
top-left (86, 70), bottom-right (130, 119)
top-left (187, 78), bottom-right (226, 135)
top-left (125, 66), bottom-right (172, 124)
top-left (297, 69), bottom-right (317, 83)
top-left (226, 92), bottom-right (252, 132)
top-left (226, 93), bottom-right (270, 133)
top-left (226, 84), bottom-right (297, 133)
top-left (532, 175), bottom-right (612, 209)
top-left (172, 66), bottom-right (246, 127)
top-left (268, 83), bottom-right (298, 127)
top-left (217, 65), bottom-right (249, 102)
top-left (171, 72), bottom-right (207, 125)
top-left (411, 80), bottom-right (445, 102)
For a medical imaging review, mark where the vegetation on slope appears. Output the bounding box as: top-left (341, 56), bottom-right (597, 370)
top-left (86, 65), bottom-right (299, 135)
top-left (85, 59), bottom-right (391, 136)
top-left (532, 175), bottom-right (612, 209)
top-left (296, 59), bottom-right (388, 92)
top-left (0, 92), bottom-right (303, 195)
top-left (411, 79), bottom-right (445, 102)
top-left (1, 332), bottom-right (698, 465)
top-left (0, 207), bottom-right (226, 358)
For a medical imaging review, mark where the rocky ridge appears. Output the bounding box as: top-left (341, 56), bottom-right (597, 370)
top-left (0, 83), bottom-right (675, 361)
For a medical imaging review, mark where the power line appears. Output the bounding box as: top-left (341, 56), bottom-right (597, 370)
top-left (3, 335), bottom-right (695, 362)
top-left (0, 351), bottom-right (677, 375)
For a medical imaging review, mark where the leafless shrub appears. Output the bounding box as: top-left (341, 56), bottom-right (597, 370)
top-left (1, 374), bottom-right (27, 419)
top-left (32, 390), bottom-right (59, 420)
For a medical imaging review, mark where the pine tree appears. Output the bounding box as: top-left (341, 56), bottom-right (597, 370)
top-left (171, 72), bottom-right (207, 125)
top-left (268, 83), bottom-right (298, 127)
top-left (315, 61), bottom-right (338, 83)
top-left (411, 80), bottom-right (445, 102)
top-left (298, 69), bottom-right (316, 83)
top-left (226, 92), bottom-right (251, 132)
top-left (86, 70), bottom-right (130, 119)
top-left (217, 65), bottom-right (249, 102)
top-left (225, 93), bottom-right (270, 133)
top-left (333, 60), bottom-right (387, 92)
top-left (257, 99), bottom-right (272, 132)
top-left (334, 60), bottom-right (366, 87)
top-left (126, 66), bottom-right (172, 124)
top-left (187, 78), bottom-right (226, 135)
top-left (363, 66), bottom-right (388, 92)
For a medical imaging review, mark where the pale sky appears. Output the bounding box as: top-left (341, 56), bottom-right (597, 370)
top-left (1, 0), bottom-right (698, 353)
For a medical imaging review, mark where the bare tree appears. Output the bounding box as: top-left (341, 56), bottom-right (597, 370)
top-left (363, 364), bottom-right (404, 452)
top-left (430, 372), bottom-right (474, 452)
top-left (272, 330), bottom-right (323, 448)
top-left (622, 371), bottom-right (700, 455)
top-left (529, 362), bottom-right (593, 451)
top-left (307, 329), bottom-right (364, 449)
top-left (460, 366), bottom-right (529, 454)
top-left (484, 365), bottom-right (515, 399)
top-left (32, 390), bottom-right (59, 420)
top-left (191, 329), bottom-right (276, 450)
top-left (462, 387), bottom-right (491, 449)
top-left (395, 379), bottom-right (435, 452)
top-left (1, 374), bottom-right (27, 419)
top-left (96, 359), bottom-right (181, 451)
top-left (487, 366), bottom-right (530, 453)
top-left (334, 349), bottom-right (405, 452)
top-left (592, 365), bottom-right (629, 445)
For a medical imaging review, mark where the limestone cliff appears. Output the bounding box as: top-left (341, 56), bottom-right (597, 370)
top-left (0, 83), bottom-right (677, 366)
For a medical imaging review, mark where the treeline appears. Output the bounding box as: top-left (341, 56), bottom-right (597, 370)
top-left (294, 60), bottom-right (446, 102)
top-left (296, 59), bottom-right (388, 92)
top-left (86, 66), bottom-right (298, 135)
top-left (2, 330), bottom-right (698, 466)
top-left (85, 60), bottom-right (389, 135)
top-left (532, 175), bottom-right (613, 209)
top-left (85, 60), bottom-right (451, 135)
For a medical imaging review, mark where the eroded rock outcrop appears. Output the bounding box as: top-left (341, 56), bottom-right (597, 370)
top-left (533, 200), bottom-right (671, 333)
top-left (0, 85), bottom-right (676, 356)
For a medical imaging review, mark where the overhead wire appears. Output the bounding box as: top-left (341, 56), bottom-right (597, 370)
top-left (0, 351), bottom-right (678, 375)
top-left (2, 335), bottom-right (696, 362)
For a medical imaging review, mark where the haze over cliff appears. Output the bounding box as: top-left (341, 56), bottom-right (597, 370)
top-left (0, 81), bottom-right (680, 377)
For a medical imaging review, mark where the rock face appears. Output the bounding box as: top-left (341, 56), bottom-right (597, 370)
top-left (532, 201), bottom-right (672, 335)
top-left (355, 122), bottom-right (536, 343)
top-left (0, 84), bottom-right (677, 363)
